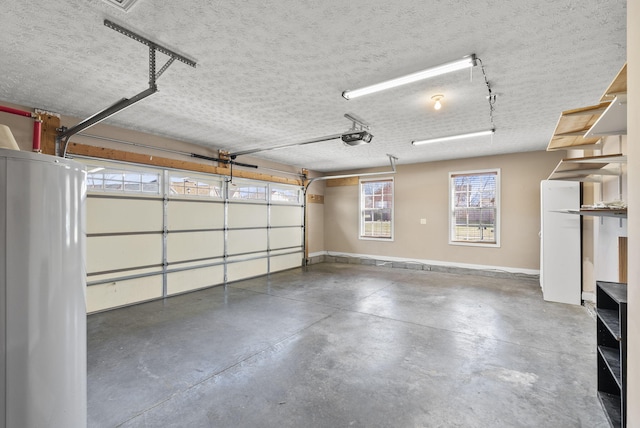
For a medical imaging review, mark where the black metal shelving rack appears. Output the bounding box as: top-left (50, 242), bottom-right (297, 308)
top-left (596, 281), bottom-right (627, 427)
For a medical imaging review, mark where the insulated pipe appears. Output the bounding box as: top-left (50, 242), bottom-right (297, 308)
top-left (0, 105), bottom-right (33, 118)
top-left (32, 119), bottom-right (42, 152)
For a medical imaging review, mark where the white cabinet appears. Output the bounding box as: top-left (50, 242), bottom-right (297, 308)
top-left (540, 180), bottom-right (581, 305)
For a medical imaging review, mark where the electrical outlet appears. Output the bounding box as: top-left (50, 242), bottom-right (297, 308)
top-left (420, 218), bottom-right (427, 225)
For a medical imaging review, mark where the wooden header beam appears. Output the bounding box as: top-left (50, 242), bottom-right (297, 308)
top-left (66, 141), bottom-right (302, 186)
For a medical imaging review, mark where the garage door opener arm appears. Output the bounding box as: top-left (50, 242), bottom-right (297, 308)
top-left (57, 19), bottom-right (197, 157)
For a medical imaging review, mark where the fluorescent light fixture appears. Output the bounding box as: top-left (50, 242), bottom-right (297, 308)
top-left (342, 54), bottom-right (476, 100)
top-left (411, 129), bottom-right (495, 146)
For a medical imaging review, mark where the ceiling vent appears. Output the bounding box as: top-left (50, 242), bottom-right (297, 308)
top-left (102, 0), bottom-right (140, 12)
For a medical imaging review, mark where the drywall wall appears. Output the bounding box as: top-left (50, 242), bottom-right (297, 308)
top-left (626, 0), bottom-right (639, 425)
top-left (324, 150), bottom-right (564, 272)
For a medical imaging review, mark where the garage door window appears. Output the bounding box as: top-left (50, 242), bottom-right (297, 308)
top-left (169, 174), bottom-right (223, 198)
top-left (229, 181), bottom-right (268, 201)
top-left (270, 184), bottom-right (301, 204)
top-left (87, 166), bottom-right (160, 195)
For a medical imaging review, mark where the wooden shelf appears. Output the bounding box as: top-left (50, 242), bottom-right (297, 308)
top-left (600, 63), bottom-right (627, 102)
top-left (563, 154), bottom-right (627, 163)
top-left (547, 154), bottom-right (625, 180)
top-left (547, 103), bottom-right (610, 151)
top-left (586, 95), bottom-right (627, 137)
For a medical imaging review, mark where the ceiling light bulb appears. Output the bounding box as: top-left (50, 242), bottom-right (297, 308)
top-left (432, 95), bottom-right (444, 110)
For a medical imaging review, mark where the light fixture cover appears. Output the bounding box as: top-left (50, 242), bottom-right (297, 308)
top-left (342, 54), bottom-right (476, 100)
top-left (411, 129), bottom-right (495, 146)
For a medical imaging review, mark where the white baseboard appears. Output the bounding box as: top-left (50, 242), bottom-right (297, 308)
top-left (310, 250), bottom-right (540, 277)
top-left (582, 292), bottom-right (596, 304)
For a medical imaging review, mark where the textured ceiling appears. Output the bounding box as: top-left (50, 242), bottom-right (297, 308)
top-left (0, 0), bottom-right (627, 172)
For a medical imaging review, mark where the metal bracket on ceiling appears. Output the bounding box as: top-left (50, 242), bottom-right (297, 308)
top-left (57, 20), bottom-right (197, 157)
top-left (344, 113), bottom-right (370, 132)
top-left (103, 19), bottom-right (197, 86)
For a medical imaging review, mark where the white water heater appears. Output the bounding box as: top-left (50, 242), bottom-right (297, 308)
top-left (0, 148), bottom-right (86, 427)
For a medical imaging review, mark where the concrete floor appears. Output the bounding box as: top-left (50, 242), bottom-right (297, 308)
top-left (87, 263), bottom-right (607, 427)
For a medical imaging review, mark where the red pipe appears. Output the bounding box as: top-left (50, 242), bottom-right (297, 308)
top-left (32, 120), bottom-right (42, 152)
top-left (0, 104), bottom-right (42, 152)
top-left (0, 105), bottom-right (33, 118)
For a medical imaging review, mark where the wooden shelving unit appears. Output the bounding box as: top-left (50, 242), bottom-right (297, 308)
top-left (547, 154), bottom-right (626, 181)
top-left (547, 103), bottom-right (610, 151)
top-left (600, 64), bottom-right (627, 103)
top-left (544, 63), bottom-right (628, 425)
top-left (546, 62), bottom-right (627, 191)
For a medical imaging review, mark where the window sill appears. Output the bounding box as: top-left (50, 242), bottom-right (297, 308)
top-left (359, 236), bottom-right (394, 242)
top-left (449, 240), bottom-right (500, 248)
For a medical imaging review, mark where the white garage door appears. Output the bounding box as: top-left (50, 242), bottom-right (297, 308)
top-left (84, 162), bottom-right (164, 313)
top-left (81, 159), bottom-right (304, 312)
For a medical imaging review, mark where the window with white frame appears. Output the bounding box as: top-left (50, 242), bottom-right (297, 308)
top-left (169, 174), bottom-right (223, 198)
top-left (269, 184), bottom-right (301, 204)
top-left (449, 169), bottom-right (499, 246)
top-left (229, 181), bottom-right (268, 201)
top-left (360, 178), bottom-right (393, 240)
top-left (86, 166), bottom-right (160, 195)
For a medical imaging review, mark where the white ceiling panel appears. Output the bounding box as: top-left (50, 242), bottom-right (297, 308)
top-left (0, 0), bottom-right (627, 171)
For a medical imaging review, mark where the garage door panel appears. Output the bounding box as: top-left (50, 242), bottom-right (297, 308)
top-left (167, 231), bottom-right (224, 263)
top-left (87, 234), bottom-right (163, 273)
top-left (228, 204), bottom-right (267, 228)
top-left (167, 265), bottom-right (224, 295)
top-left (270, 205), bottom-right (303, 227)
top-left (167, 201), bottom-right (224, 230)
top-left (87, 198), bottom-right (162, 234)
top-left (227, 229), bottom-right (267, 255)
top-left (270, 253), bottom-right (303, 273)
top-left (270, 227), bottom-right (303, 250)
top-left (227, 258), bottom-right (268, 282)
top-left (86, 275), bottom-right (163, 313)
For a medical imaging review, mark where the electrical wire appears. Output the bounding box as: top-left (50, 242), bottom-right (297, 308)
top-left (476, 57), bottom-right (496, 130)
